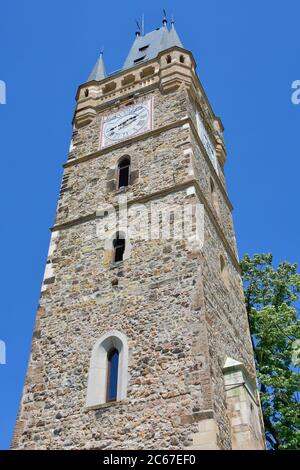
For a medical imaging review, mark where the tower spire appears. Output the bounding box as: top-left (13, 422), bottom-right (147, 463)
top-left (123, 17), bottom-right (184, 70)
top-left (166, 20), bottom-right (183, 48)
top-left (87, 49), bottom-right (107, 82)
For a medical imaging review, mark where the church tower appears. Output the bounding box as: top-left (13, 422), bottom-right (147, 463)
top-left (12, 18), bottom-right (265, 450)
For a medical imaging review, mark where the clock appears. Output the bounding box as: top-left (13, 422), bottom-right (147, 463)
top-left (196, 111), bottom-right (218, 174)
top-left (100, 97), bottom-right (153, 148)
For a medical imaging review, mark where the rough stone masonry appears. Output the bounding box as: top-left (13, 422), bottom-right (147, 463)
top-left (12, 22), bottom-right (265, 450)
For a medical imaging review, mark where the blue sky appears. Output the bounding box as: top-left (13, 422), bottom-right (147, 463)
top-left (0, 0), bottom-right (299, 449)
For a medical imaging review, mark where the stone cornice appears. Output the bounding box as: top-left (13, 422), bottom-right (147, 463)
top-left (72, 77), bottom-right (159, 126)
top-left (74, 45), bottom-right (220, 131)
top-left (74, 79), bottom-right (158, 113)
top-left (75, 46), bottom-right (195, 100)
top-left (51, 179), bottom-right (240, 273)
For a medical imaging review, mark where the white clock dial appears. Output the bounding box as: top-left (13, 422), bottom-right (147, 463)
top-left (105, 105), bottom-right (148, 141)
top-left (100, 98), bottom-right (153, 148)
top-left (196, 110), bottom-right (218, 174)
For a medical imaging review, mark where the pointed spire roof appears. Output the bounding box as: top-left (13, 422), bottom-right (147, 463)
top-left (122, 21), bottom-right (184, 71)
top-left (88, 51), bottom-right (107, 82)
top-left (223, 357), bottom-right (244, 371)
top-left (166, 21), bottom-right (183, 49)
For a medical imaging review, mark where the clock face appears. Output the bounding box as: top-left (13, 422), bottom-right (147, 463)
top-left (100, 98), bottom-right (153, 148)
top-left (196, 111), bottom-right (218, 174)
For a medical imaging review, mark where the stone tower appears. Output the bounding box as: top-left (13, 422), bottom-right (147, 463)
top-left (12, 19), bottom-right (265, 450)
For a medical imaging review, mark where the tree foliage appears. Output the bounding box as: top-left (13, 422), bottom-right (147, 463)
top-left (240, 253), bottom-right (300, 450)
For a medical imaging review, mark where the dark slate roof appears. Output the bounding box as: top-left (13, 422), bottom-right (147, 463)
top-left (122, 23), bottom-right (183, 70)
top-left (88, 52), bottom-right (107, 81)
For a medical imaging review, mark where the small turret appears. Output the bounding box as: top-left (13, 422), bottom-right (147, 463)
top-left (87, 50), bottom-right (107, 82)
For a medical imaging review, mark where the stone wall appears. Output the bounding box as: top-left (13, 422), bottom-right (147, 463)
top-left (12, 190), bottom-right (211, 449)
top-left (12, 185), bottom-right (263, 449)
top-left (56, 124), bottom-right (191, 226)
top-left (70, 88), bottom-right (188, 162)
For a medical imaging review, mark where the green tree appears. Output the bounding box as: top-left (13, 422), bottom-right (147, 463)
top-left (240, 253), bottom-right (300, 450)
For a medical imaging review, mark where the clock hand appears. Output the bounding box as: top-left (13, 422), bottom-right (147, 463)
top-left (108, 124), bottom-right (118, 133)
top-left (109, 116), bottom-right (128, 132)
top-left (108, 119), bottom-right (132, 136)
top-left (109, 118), bottom-right (132, 134)
top-left (108, 112), bottom-right (142, 136)
top-left (116, 115), bottom-right (138, 129)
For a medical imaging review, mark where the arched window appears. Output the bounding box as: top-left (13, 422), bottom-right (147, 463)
top-left (86, 331), bottom-right (128, 408)
top-left (113, 232), bottom-right (126, 262)
top-left (166, 55), bottom-right (172, 64)
top-left (118, 157), bottom-right (131, 189)
top-left (180, 54), bottom-right (185, 64)
top-left (106, 348), bottom-right (119, 402)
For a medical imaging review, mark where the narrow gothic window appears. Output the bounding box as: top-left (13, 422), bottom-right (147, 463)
top-left (118, 157), bottom-right (130, 189)
top-left (106, 348), bottom-right (119, 402)
top-left (86, 331), bottom-right (128, 407)
top-left (113, 232), bottom-right (126, 262)
top-left (166, 55), bottom-right (171, 64)
top-left (180, 55), bottom-right (185, 63)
